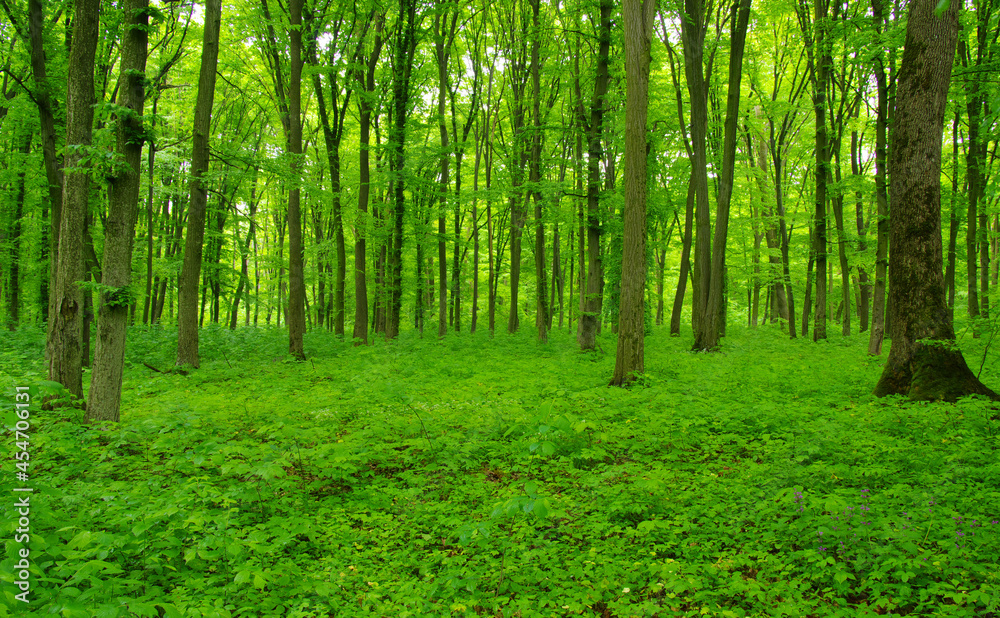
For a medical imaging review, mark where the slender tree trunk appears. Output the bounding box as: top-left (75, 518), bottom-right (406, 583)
top-left (832, 158), bottom-right (851, 336)
top-left (868, 0), bottom-right (890, 355)
top-left (23, 0), bottom-right (64, 345)
top-left (435, 10), bottom-right (452, 338)
top-left (7, 136), bottom-right (29, 330)
top-left (578, 0), bottom-right (611, 350)
top-left (696, 0), bottom-right (751, 350)
top-left (352, 18), bottom-right (383, 344)
top-left (286, 0), bottom-right (307, 358)
top-left (88, 0), bottom-right (148, 422)
top-left (529, 0), bottom-right (548, 342)
top-left (142, 95), bottom-right (160, 325)
top-left (48, 0), bottom-right (100, 400)
top-left (387, 0), bottom-right (417, 339)
top-left (176, 0), bottom-right (222, 368)
top-left (803, 228), bottom-right (814, 337)
top-left (945, 113), bottom-right (961, 317)
top-left (852, 128), bottom-right (871, 332)
top-left (681, 0), bottom-right (711, 343)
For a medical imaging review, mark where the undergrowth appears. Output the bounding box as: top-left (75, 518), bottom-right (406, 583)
top-left (1, 324), bottom-right (999, 617)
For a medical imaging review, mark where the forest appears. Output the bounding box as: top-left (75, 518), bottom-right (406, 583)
top-left (2, 0), bottom-right (1000, 615)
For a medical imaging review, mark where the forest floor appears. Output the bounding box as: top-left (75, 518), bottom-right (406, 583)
top-left (2, 323), bottom-right (1000, 617)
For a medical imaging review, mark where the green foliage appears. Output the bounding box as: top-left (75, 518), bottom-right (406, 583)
top-left (2, 325), bottom-right (1000, 616)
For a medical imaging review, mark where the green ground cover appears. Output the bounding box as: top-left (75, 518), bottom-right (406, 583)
top-left (2, 325), bottom-right (1000, 617)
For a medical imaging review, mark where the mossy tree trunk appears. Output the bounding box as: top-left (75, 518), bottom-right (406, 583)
top-left (48, 0), bottom-right (100, 400)
top-left (88, 0), bottom-right (149, 422)
top-left (873, 0), bottom-right (998, 402)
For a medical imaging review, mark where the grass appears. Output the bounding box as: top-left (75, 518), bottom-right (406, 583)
top-left (1, 323), bottom-right (999, 617)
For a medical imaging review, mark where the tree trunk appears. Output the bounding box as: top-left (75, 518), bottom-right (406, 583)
top-left (852, 128), bottom-right (871, 332)
top-left (7, 136), bottom-right (29, 330)
top-left (387, 0), bottom-right (417, 339)
top-left (945, 113), bottom-right (960, 319)
top-left (23, 0), bottom-right (64, 346)
top-left (435, 9), bottom-right (452, 338)
top-left (286, 0), bottom-right (307, 359)
top-left (681, 0), bottom-right (711, 344)
top-left (176, 0), bottom-right (222, 368)
top-left (868, 0), bottom-right (890, 355)
top-left (611, 0), bottom-right (654, 385)
top-left (874, 0), bottom-right (996, 401)
top-left (695, 0), bottom-right (751, 350)
top-left (48, 0), bottom-right (100, 400)
top-left (88, 0), bottom-right (148, 422)
top-left (352, 16), bottom-right (383, 344)
top-left (578, 0), bottom-right (611, 350)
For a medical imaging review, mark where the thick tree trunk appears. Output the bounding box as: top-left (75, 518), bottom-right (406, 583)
top-left (873, 0), bottom-right (997, 401)
top-left (88, 0), bottom-right (148, 422)
top-left (48, 0), bottom-right (100, 400)
top-left (176, 0), bottom-right (222, 368)
top-left (611, 0), bottom-right (654, 386)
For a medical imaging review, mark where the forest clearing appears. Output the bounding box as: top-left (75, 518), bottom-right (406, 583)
top-left (2, 325), bottom-right (1000, 616)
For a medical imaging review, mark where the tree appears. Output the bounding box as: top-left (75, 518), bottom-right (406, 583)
top-left (873, 0), bottom-right (998, 401)
top-left (87, 0), bottom-right (150, 422)
top-left (386, 0), bottom-right (419, 339)
top-left (176, 0), bottom-right (222, 368)
top-left (351, 11), bottom-right (384, 345)
top-left (47, 0), bottom-right (100, 399)
top-left (688, 0), bottom-right (752, 351)
top-left (577, 0), bottom-right (611, 350)
top-left (612, 0), bottom-right (656, 386)
top-left (286, 0), bottom-right (307, 359)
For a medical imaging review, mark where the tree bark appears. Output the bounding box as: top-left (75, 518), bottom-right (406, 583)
top-left (695, 0), bottom-right (751, 350)
top-left (176, 0), bottom-right (222, 368)
top-left (48, 0), bottom-right (100, 400)
top-left (868, 0), bottom-right (890, 355)
top-left (611, 0), bottom-right (655, 386)
top-left (578, 0), bottom-right (611, 350)
top-left (286, 0), bottom-right (307, 359)
top-left (353, 15), bottom-right (384, 344)
top-left (387, 0), bottom-right (417, 339)
top-left (7, 136), bottom-right (29, 330)
top-left (88, 0), bottom-right (149, 422)
top-left (874, 0), bottom-right (997, 401)
top-left (529, 0), bottom-right (549, 343)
